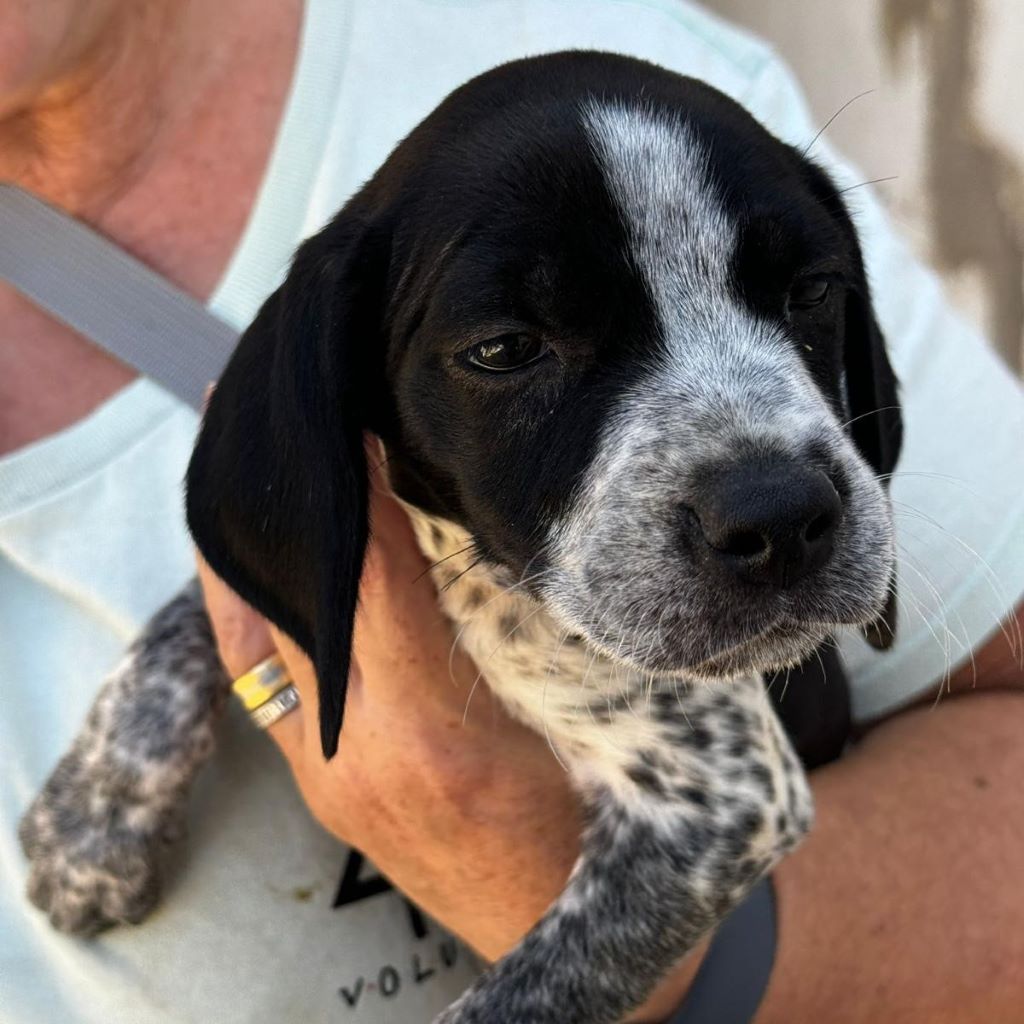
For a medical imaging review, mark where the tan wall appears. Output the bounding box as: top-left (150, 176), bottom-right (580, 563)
top-left (709, 0), bottom-right (1024, 373)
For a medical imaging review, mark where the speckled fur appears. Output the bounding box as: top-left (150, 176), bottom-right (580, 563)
top-left (19, 581), bottom-right (228, 935)
top-left (409, 508), bottom-right (811, 1024)
top-left (543, 106), bottom-right (895, 679)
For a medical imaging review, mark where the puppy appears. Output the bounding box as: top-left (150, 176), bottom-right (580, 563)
top-left (21, 51), bottom-right (901, 1024)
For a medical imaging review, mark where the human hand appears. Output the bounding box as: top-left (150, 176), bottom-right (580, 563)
top-left (196, 467), bottom-right (583, 961)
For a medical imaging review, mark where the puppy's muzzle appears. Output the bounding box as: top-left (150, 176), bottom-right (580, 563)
top-left (685, 458), bottom-right (842, 588)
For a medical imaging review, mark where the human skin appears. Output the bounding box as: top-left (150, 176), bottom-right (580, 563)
top-left (0, 0), bottom-right (301, 454)
top-left (5, 2), bottom-right (1024, 1019)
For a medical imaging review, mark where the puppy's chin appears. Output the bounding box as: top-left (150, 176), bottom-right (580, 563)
top-left (592, 622), bottom-right (833, 682)
top-left (680, 625), bottom-right (831, 680)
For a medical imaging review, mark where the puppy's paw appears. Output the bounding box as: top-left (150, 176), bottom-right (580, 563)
top-left (18, 751), bottom-right (178, 936)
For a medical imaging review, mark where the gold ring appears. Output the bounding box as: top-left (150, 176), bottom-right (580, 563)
top-left (232, 654), bottom-right (292, 711)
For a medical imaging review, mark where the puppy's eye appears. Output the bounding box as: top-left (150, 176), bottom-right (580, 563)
top-left (464, 334), bottom-right (548, 372)
top-left (789, 276), bottom-right (831, 309)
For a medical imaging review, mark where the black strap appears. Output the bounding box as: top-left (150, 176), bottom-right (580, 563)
top-left (0, 184), bottom-right (239, 411)
top-left (669, 876), bottom-right (778, 1024)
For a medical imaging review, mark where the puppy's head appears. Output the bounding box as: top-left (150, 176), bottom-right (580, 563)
top-left (187, 52), bottom-right (902, 757)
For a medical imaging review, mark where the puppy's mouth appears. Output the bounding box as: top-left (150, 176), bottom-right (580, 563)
top-left (680, 621), bottom-right (830, 679)
top-left (559, 556), bottom-right (895, 680)
top-left (572, 613), bottom-right (830, 681)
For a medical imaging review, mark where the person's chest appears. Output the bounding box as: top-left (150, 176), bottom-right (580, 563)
top-left (0, 4), bottom-right (301, 456)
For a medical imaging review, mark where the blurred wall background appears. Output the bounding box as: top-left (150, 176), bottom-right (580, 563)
top-left (711, 0), bottom-right (1024, 374)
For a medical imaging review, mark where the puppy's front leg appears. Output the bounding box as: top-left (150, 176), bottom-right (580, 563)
top-left (436, 677), bottom-right (812, 1024)
top-left (19, 580), bottom-right (228, 935)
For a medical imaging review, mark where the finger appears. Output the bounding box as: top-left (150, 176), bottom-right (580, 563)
top-left (356, 457), bottom-right (449, 653)
top-left (362, 461), bottom-right (434, 591)
top-left (195, 552), bottom-right (276, 680)
top-left (252, 628), bottom-right (318, 761)
top-left (262, 686), bottom-right (305, 753)
top-left (267, 627), bottom-right (319, 708)
top-left (196, 553), bottom-right (307, 754)
top-left (353, 483), bottom-right (480, 709)
top-left (267, 625), bottom-right (333, 761)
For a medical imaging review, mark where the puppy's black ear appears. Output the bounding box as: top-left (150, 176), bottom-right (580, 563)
top-left (844, 290), bottom-right (903, 652)
top-left (798, 157), bottom-right (904, 651)
top-left (795, 155), bottom-right (904, 480)
top-left (187, 217), bottom-right (387, 757)
top-left (844, 292), bottom-right (902, 482)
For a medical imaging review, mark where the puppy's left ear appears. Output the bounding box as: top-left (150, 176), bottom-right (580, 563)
top-left (796, 156), bottom-right (904, 481)
top-left (843, 291), bottom-right (902, 484)
top-left (187, 213), bottom-right (389, 757)
top-left (798, 157), bottom-right (904, 650)
top-left (844, 284), bottom-right (903, 651)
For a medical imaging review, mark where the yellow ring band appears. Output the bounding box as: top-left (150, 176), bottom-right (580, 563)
top-left (232, 655), bottom-right (292, 711)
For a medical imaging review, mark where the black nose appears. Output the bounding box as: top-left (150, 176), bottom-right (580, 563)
top-left (690, 460), bottom-right (842, 587)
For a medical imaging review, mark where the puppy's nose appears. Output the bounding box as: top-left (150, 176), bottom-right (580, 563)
top-left (690, 460), bottom-right (841, 587)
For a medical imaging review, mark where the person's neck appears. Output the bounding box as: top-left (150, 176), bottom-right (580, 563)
top-left (3, 3), bottom-right (196, 220)
top-left (1, 0), bottom-right (302, 265)
top-left (0, 0), bottom-right (302, 455)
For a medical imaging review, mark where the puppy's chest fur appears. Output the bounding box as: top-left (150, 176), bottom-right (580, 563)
top-left (409, 509), bottom-right (646, 742)
top-left (406, 506), bottom-right (811, 840)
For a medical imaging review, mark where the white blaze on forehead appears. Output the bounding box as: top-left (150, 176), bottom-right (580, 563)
top-left (582, 100), bottom-right (736, 312)
top-left (581, 100), bottom-right (827, 460)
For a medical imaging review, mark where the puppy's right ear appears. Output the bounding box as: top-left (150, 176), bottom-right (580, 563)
top-left (186, 216), bottom-right (388, 758)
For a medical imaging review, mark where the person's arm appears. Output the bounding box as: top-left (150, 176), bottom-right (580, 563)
top-left (758, 680), bottom-right (1024, 1024)
top-left (198, 483), bottom-right (1024, 1023)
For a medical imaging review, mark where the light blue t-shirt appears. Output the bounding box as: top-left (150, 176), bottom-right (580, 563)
top-left (3, 1), bottom-right (1023, 1022)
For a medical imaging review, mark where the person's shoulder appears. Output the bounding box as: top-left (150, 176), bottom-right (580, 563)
top-left (346, 0), bottom-right (782, 105)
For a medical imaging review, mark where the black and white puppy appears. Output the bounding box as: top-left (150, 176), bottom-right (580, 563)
top-left (21, 51), bottom-right (901, 1024)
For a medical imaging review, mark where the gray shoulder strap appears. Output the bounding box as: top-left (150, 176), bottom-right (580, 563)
top-left (668, 876), bottom-right (778, 1024)
top-left (0, 184), bottom-right (239, 411)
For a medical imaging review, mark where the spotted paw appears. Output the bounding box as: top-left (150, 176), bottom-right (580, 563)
top-left (18, 750), bottom-right (178, 936)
